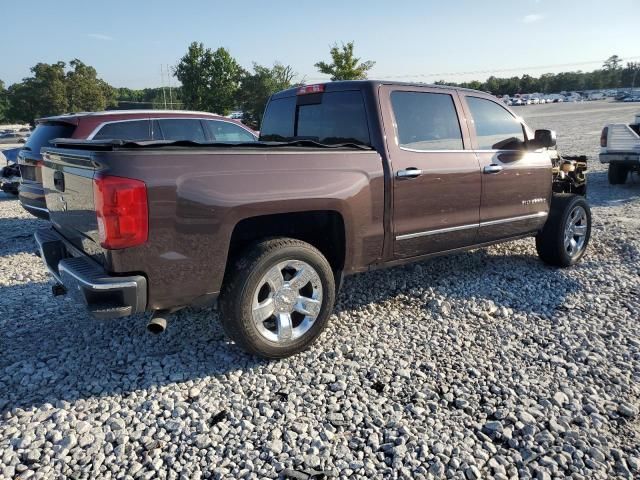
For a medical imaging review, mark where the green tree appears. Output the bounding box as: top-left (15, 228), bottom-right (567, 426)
top-left (238, 62), bottom-right (297, 127)
top-left (6, 62), bottom-right (68, 123)
top-left (0, 79), bottom-right (9, 122)
top-left (622, 62), bottom-right (640, 89)
top-left (603, 55), bottom-right (622, 71)
top-left (314, 42), bottom-right (375, 81)
top-left (66, 59), bottom-right (114, 112)
top-left (30, 62), bottom-right (68, 116)
top-left (175, 42), bottom-right (244, 115)
top-left (174, 42), bottom-right (211, 110)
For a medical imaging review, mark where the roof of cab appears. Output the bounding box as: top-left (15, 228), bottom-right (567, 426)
top-left (270, 80), bottom-right (492, 100)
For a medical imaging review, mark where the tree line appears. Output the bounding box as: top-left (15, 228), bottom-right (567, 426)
top-left (437, 56), bottom-right (639, 96)
top-left (1, 45), bottom-right (638, 128)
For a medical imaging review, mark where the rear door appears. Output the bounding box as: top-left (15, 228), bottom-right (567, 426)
top-left (460, 94), bottom-right (551, 242)
top-left (379, 86), bottom-right (481, 258)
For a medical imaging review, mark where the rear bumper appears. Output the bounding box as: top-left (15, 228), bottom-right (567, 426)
top-left (35, 227), bottom-right (147, 319)
top-left (599, 152), bottom-right (640, 164)
top-left (19, 182), bottom-right (49, 219)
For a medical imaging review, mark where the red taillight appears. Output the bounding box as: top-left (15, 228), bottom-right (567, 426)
top-left (36, 160), bottom-right (44, 167)
top-left (600, 127), bottom-right (608, 147)
top-left (297, 84), bottom-right (325, 95)
top-left (93, 175), bottom-right (148, 249)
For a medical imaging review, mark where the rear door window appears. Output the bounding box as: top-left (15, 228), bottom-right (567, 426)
top-left (465, 97), bottom-right (525, 150)
top-left (157, 119), bottom-right (206, 142)
top-left (93, 120), bottom-right (152, 141)
top-left (260, 96), bottom-right (296, 140)
top-left (260, 91), bottom-right (370, 145)
top-left (390, 91), bottom-right (464, 150)
top-left (25, 122), bottom-right (76, 154)
top-left (204, 120), bottom-right (256, 142)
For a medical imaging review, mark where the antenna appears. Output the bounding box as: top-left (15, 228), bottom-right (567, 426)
top-left (160, 64), bottom-right (167, 109)
top-left (167, 64), bottom-right (174, 108)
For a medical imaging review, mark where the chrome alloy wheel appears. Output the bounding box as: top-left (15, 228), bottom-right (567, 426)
top-left (251, 260), bottom-right (323, 343)
top-left (564, 205), bottom-right (588, 258)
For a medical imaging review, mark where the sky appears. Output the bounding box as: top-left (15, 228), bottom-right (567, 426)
top-left (1, 0), bottom-right (638, 89)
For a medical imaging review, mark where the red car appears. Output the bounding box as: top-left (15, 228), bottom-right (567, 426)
top-left (18, 110), bottom-right (257, 219)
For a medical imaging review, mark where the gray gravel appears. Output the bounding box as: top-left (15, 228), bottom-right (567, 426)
top-left (1, 101), bottom-right (639, 479)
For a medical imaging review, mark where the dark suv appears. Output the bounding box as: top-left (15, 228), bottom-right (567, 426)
top-left (18, 110), bottom-right (257, 218)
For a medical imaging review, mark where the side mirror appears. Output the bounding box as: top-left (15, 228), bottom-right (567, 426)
top-left (533, 129), bottom-right (556, 148)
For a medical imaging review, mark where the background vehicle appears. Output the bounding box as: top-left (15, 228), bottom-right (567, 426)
top-left (0, 147), bottom-right (21, 194)
top-left (0, 132), bottom-right (28, 144)
top-left (600, 113), bottom-right (640, 184)
top-left (18, 110), bottom-right (257, 219)
top-left (36, 81), bottom-right (591, 358)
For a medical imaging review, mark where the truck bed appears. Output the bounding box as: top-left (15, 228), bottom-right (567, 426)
top-left (40, 139), bottom-right (385, 311)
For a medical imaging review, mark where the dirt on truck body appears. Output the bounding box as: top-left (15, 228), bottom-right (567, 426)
top-left (36, 80), bottom-right (592, 358)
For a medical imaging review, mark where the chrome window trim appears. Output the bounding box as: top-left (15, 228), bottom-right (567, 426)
top-left (479, 211), bottom-right (547, 227)
top-left (395, 211), bottom-right (547, 241)
top-left (399, 147), bottom-right (468, 153)
top-left (397, 147), bottom-right (527, 154)
top-left (86, 117), bottom-right (257, 141)
top-left (396, 222), bottom-right (477, 240)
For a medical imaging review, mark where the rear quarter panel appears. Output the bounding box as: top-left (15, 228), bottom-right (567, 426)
top-left (99, 149), bottom-right (385, 310)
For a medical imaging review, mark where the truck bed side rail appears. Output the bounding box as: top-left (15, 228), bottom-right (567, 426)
top-left (605, 124), bottom-right (640, 152)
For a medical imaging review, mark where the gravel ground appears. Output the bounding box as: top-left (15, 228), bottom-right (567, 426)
top-left (1, 101), bottom-right (639, 479)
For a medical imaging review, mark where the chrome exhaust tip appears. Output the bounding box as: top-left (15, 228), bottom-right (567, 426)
top-left (147, 313), bottom-right (167, 335)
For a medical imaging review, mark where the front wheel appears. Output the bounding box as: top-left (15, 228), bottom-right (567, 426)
top-left (219, 238), bottom-right (335, 358)
top-left (536, 194), bottom-right (591, 267)
top-left (608, 163), bottom-right (629, 185)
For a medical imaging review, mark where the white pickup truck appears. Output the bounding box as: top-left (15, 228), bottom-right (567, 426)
top-left (600, 113), bottom-right (640, 184)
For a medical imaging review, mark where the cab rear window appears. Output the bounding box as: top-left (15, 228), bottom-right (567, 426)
top-left (260, 91), bottom-right (371, 146)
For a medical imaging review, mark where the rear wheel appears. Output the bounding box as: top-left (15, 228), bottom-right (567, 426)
top-left (219, 238), bottom-right (335, 358)
top-left (536, 194), bottom-right (591, 267)
top-left (608, 163), bottom-right (629, 185)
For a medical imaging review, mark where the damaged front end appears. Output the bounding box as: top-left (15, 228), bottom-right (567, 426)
top-left (551, 150), bottom-right (587, 196)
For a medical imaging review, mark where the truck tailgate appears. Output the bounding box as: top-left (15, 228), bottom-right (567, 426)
top-left (41, 150), bottom-right (105, 262)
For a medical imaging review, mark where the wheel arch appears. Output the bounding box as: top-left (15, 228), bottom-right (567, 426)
top-left (223, 209), bottom-right (348, 286)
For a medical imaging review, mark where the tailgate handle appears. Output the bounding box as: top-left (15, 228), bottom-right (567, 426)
top-left (53, 171), bottom-right (65, 192)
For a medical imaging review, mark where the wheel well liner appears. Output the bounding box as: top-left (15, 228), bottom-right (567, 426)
top-left (226, 210), bottom-right (346, 276)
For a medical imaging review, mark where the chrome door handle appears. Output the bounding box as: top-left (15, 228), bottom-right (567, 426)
top-left (483, 164), bottom-right (503, 174)
top-left (396, 168), bottom-right (423, 179)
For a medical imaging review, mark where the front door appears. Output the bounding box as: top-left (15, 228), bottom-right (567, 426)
top-left (461, 95), bottom-right (551, 242)
top-left (379, 86), bottom-right (482, 259)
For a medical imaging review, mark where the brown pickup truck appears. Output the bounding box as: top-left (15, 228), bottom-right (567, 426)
top-left (35, 81), bottom-right (591, 358)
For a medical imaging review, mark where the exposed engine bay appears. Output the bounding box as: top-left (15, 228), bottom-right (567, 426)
top-left (550, 150), bottom-right (587, 196)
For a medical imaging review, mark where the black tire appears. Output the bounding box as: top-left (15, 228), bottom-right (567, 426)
top-left (536, 194), bottom-right (591, 267)
top-left (608, 163), bottom-right (629, 185)
top-left (219, 238), bottom-right (335, 358)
